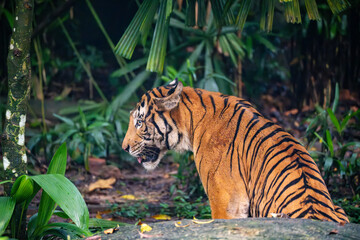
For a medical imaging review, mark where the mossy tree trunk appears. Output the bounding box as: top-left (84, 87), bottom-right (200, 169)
top-left (1, 0), bottom-right (34, 239)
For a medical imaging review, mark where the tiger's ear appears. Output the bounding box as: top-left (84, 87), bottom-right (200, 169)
top-left (153, 79), bottom-right (183, 111)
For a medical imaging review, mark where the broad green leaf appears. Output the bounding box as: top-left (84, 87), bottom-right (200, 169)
top-left (327, 108), bottom-right (341, 134)
top-left (0, 197), bottom-right (16, 236)
top-left (146, 0), bottom-right (173, 73)
top-left (88, 218), bottom-right (131, 229)
top-left (110, 70), bottom-right (150, 111)
top-left (110, 58), bottom-right (147, 78)
top-left (37, 222), bottom-right (92, 238)
top-left (33, 143), bottom-right (68, 237)
top-left (326, 130), bottom-right (334, 157)
top-left (31, 174), bottom-right (89, 231)
top-left (179, 41), bottom-right (204, 73)
top-left (10, 175), bottom-right (34, 203)
top-left (53, 114), bottom-right (75, 126)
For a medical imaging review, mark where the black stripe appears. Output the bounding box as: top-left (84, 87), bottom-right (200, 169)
top-left (227, 109), bottom-right (245, 174)
top-left (196, 130), bottom-right (207, 156)
top-left (209, 95), bottom-right (216, 116)
top-left (157, 87), bottom-right (165, 97)
top-left (183, 91), bottom-right (193, 104)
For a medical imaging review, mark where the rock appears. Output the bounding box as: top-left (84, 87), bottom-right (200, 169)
top-left (95, 218), bottom-right (360, 239)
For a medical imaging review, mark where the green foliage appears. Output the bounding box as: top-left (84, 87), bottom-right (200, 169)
top-left (172, 191), bottom-right (211, 219)
top-left (306, 84), bottom-right (360, 194)
top-left (114, 201), bottom-right (150, 219)
top-left (334, 196), bottom-right (360, 223)
top-left (0, 143), bottom-right (92, 239)
top-left (115, 0), bottom-right (350, 73)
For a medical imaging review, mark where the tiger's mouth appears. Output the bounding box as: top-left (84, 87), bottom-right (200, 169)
top-left (137, 154), bottom-right (158, 164)
top-left (135, 146), bottom-right (161, 165)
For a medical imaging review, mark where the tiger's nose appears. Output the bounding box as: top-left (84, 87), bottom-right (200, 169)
top-left (123, 145), bottom-right (130, 152)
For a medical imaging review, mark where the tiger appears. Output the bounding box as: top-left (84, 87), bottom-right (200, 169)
top-left (122, 79), bottom-right (349, 223)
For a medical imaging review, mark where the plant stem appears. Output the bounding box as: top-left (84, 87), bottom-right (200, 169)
top-left (85, 0), bottom-right (134, 81)
top-left (58, 19), bottom-right (108, 103)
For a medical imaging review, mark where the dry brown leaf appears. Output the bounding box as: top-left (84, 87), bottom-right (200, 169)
top-left (88, 177), bottom-right (116, 192)
top-left (329, 229), bottom-right (339, 235)
top-left (96, 212), bottom-right (102, 219)
top-left (151, 214), bottom-right (171, 220)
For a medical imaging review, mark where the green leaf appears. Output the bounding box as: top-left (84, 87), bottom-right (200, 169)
top-left (185, 0), bottom-right (196, 27)
top-left (110, 58), bottom-right (147, 78)
top-left (31, 174), bottom-right (89, 231)
top-left (110, 70), bottom-right (150, 110)
top-left (115, 0), bottom-right (159, 59)
top-left (140, 0), bottom-right (159, 46)
top-left (326, 0), bottom-right (350, 14)
top-left (146, 0), bottom-right (173, 73)
top-left (235, 0), bottom-right (253, 31)
top-left (324, 156), bottom-right (333, 171)
top-left (283, 0), bottom-right (302, 24)
top-left (179, 41), bottom-right (204, 73)
top-left (327, 108), bottom-right (341, 134)
top-left (305, 0), bottom-right (320, 20)
top-left (10, 175), bottom-right (34, 203)
top-left (88, 218), bottom-right (131, 229)
top-left (197, 0), bottom-right (206, 27)
top-left (332, 82), bottom-right (339, 113)
top-left (32, 143), bottom-right (68, 237)
top-left (0, 197), bottom-right (16, 236)
top-left (260, 0), bottom-right (276, 32)
top-left (314, 132), bottom-right (329, 149)
top-left (37, 222), bottom-right (92, 238)
top-left (326, 130), bottom-right (334, 157)
top-left (53, 114), bottom-right (75, 126)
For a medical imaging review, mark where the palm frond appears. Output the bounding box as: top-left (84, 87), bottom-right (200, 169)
top-left (146, 0), bottom-right (173, 73)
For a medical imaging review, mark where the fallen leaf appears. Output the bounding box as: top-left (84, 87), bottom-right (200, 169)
top-left (339, 221), bottom-right (347, 226)
top-left (85, 235), bottom-right (102, 240)
top-left (140, 223), bottom-right (152, 233)
top-left (192, 217), bottom-right (214, 224)
top-left (270, 213), bottom-right (289, 218)
top-left (152, 214), bottom-right (171, 220)
top-left (103, 228), bottom-right (114, 234)
top-left (88, 177), bottom-right (116, 192)
top-left (138, 231), bottom-right (163, 238)
top-left (120, 194), bottom-right (137, 200)
top-left (174, 221), bottom-right (190, 227)
top-left (96, 212), bottom-right (102, 219)
top-left (329, 229), bottom-right (338, 235)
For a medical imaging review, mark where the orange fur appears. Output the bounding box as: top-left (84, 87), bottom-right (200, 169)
top-left (122, 80), bottom-right (349, 222)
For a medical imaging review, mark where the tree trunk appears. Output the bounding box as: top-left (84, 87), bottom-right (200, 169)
top-left (1, 0), bottom-right (34, 239)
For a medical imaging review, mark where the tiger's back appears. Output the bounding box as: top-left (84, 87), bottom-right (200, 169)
top-left (122, 80), bottom-right (349, 222)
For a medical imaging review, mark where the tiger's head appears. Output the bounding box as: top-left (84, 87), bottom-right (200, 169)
top-left (122, 79), bottom-right (188, 170)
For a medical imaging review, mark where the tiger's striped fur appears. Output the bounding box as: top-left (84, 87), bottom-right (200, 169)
top-left (122, 80), bottom-right (349, 222)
